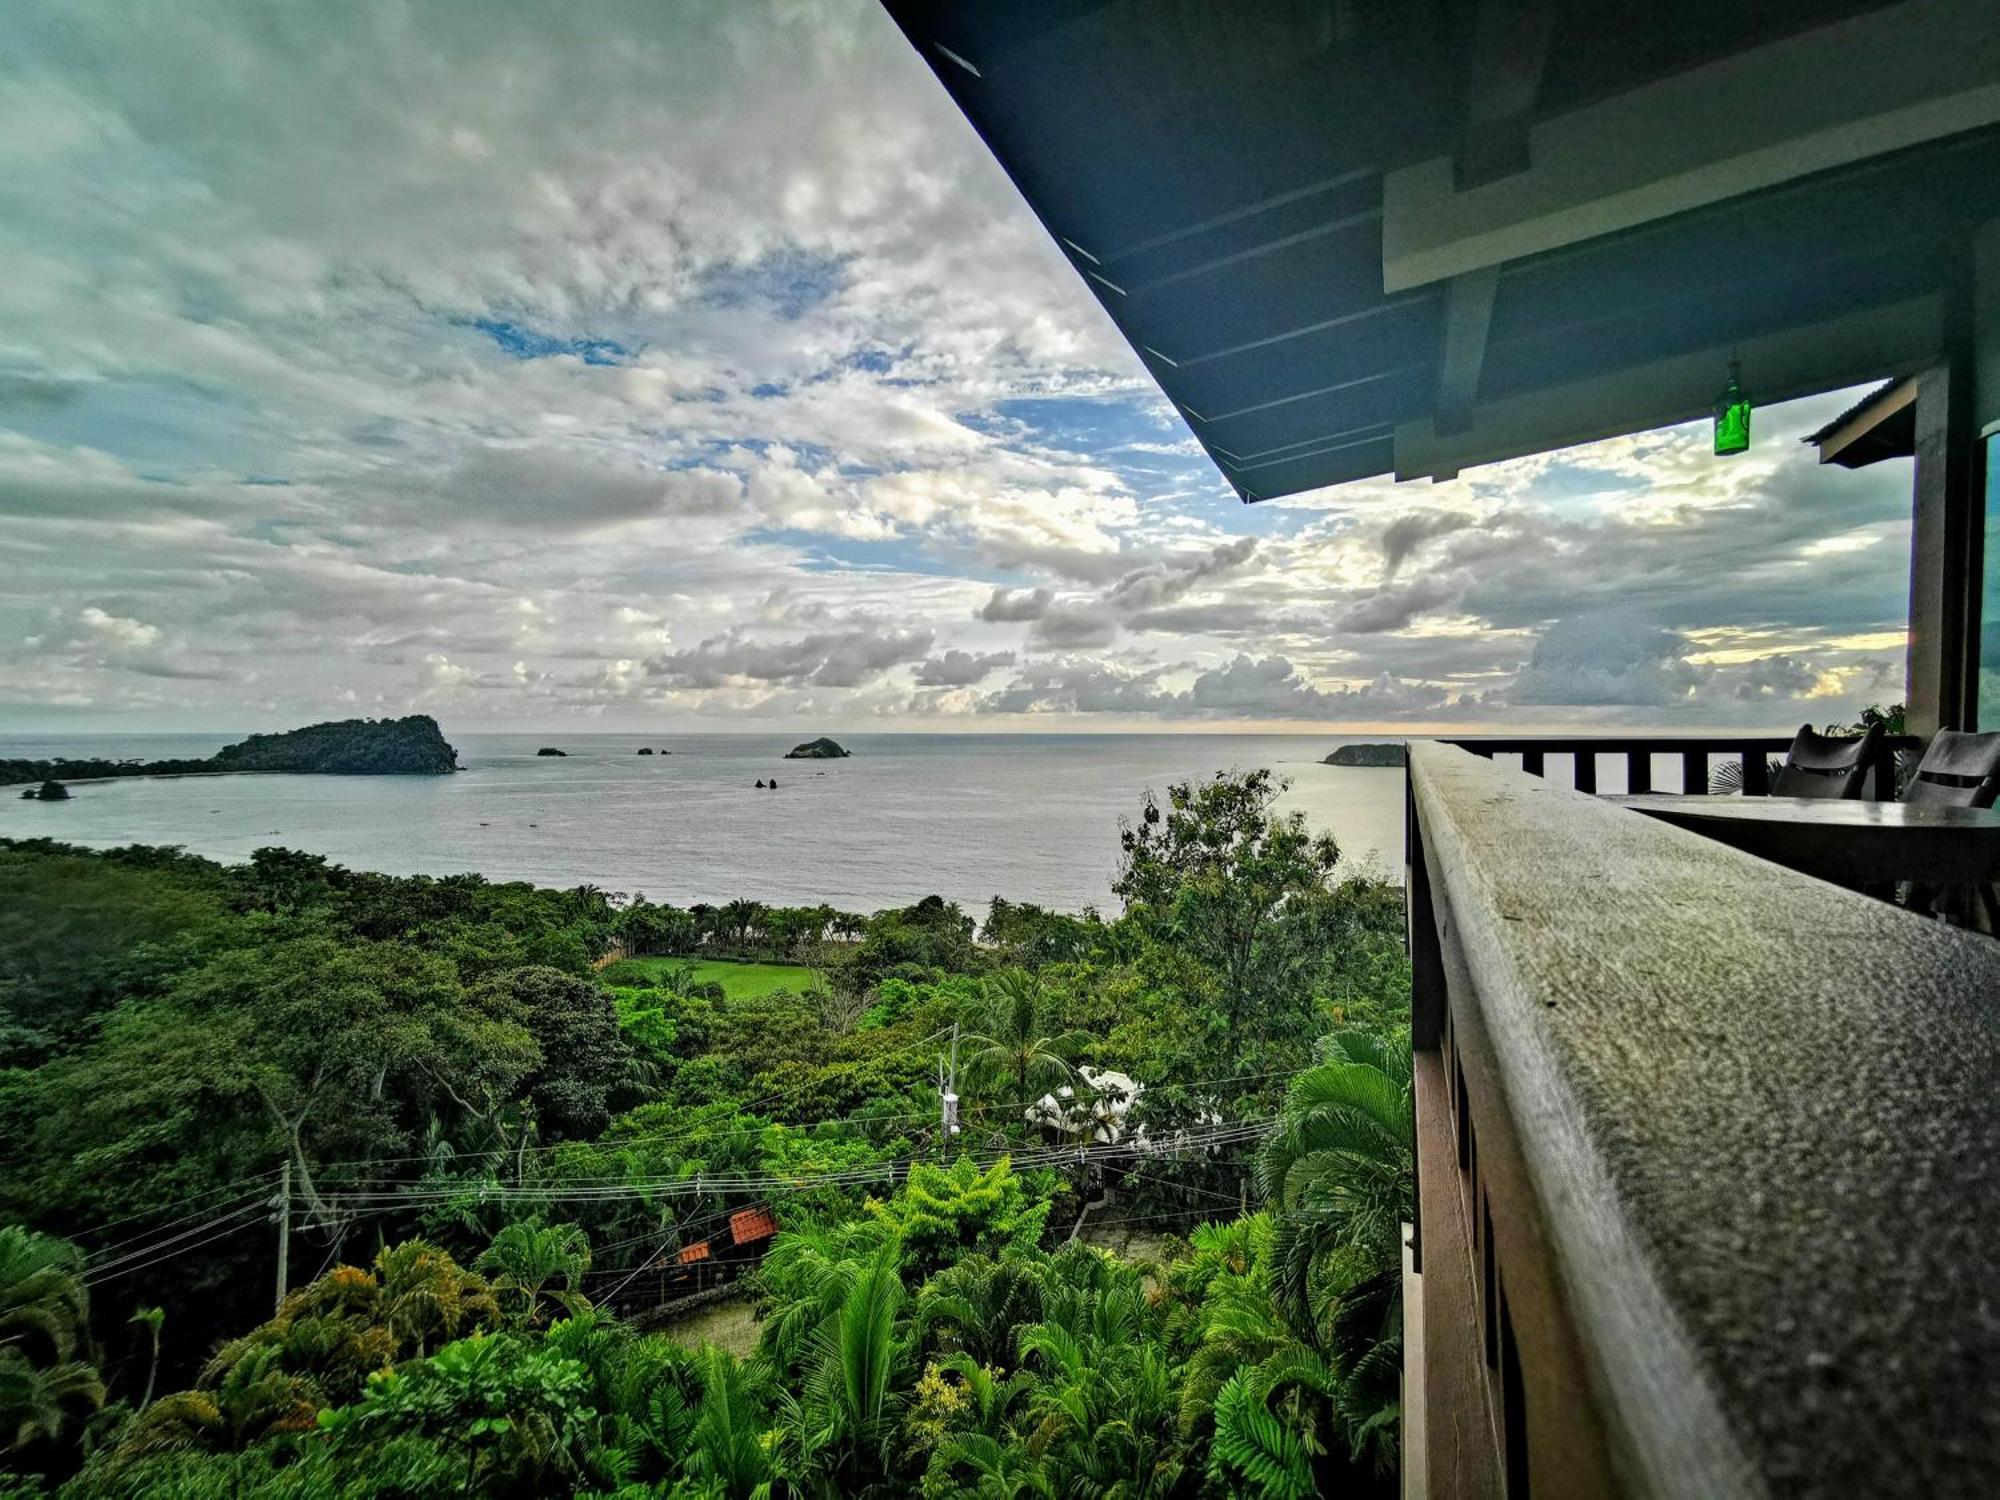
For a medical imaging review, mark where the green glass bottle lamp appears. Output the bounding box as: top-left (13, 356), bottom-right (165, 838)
top-left (1713, 357), bottom-right (1751, 455)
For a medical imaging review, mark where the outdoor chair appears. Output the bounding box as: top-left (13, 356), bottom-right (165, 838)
top-left (1901, 729), bottom-right (2000, 808)
top-left (1771, 722), bottom-right (1884, 799)
top-left (1901, 730), bottom-right (2000, 932)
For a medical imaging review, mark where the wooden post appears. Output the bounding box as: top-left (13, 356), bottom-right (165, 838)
top-left (1682, 750), bottom-right (1708, 795)
top-left (274, 1158), bottom-right (291, 1314)
top-left (1626, 749), bottom-right (1652, 795)
top-left (1907, 300), bottom-right (1984, 735)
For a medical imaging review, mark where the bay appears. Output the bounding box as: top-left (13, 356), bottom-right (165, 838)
top-left (0, 732), bottom-right (1408, 913)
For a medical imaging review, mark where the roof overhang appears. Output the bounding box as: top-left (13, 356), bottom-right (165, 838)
top-left (882, 0), bottom-right (2000, 498)
top-left (1806, 376), bottom-right (1920, 467)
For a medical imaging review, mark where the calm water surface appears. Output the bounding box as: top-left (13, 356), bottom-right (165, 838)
top-left (0, 733), bottom-right (1408, 912)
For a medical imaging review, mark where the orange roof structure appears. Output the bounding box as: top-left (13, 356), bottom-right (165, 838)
top-left (728, 1205), bottom-right (778, 1245)
top-left (675, 1240), bottom-right (712, 1265)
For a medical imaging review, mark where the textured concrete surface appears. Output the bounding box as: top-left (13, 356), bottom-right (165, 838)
top-left (1411, 743), bottom-right (2000, 1496)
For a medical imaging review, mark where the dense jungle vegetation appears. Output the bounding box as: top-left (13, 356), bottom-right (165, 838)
top-left (0, 768), bottom-right (1412, 1497)
top-left (0, 715), bottom-right (459, 788)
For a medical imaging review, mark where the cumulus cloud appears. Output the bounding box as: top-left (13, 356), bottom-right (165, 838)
top-left (1380, 510), bottom-right (1477, 576)
top-left (913, 649), bottom-right (1015, 687)
top-left (645, 627), bottom-right (933, 690)
top-left (0, 3), bottom-right (1918, 731)
top-left (978, 586), bottom-right (1053, 623)
top-left (1509, 616), bottom-right (1703, 707)
top-left (426, 448), bottom-right (744, 531)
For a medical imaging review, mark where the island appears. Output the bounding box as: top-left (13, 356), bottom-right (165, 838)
top-left (20, 780), bottom-right (70, 801)
top-left (536, 747), bottom-right (568, 758)
top-left (637, 747), bottom-right (654, 755)
top-left (1324, 742), bottom-right (1406, 768)
top-left (784, 736), bottom-right (850, 760)
top-left (0, 716), bottom-right (460, 787)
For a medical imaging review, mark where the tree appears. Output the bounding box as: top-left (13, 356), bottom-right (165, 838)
top-left (1257, 1030), bottom-right (1412, 1478)
top-left (159, 936), bottom-right (539, 1226)
top-left (477, 1222), bottom-right (592, 1330)
top-left (129, 1305), bottom-right (164, 1414)
top-left (783, 1245), bottom-right (910, 1488)
top-left (113, 1240), bottom-right (501, 1462)
top-left (867, 1157), bottom-right (1050, 1276)
top-left (469, 967), bottom-right (630, 1141)
top-left (960, 970), bottom-right (1086, 1110)
top-left (718, 899), bottom-right (765, 952)
top-left (0, 1226), bottom-right (103, 1454)
top-left (316, 1332), bottom-right (598, 1496)
top-left (1114, 769), bottom-right (1340, 1041)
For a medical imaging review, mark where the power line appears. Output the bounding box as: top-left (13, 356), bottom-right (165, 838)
top-left (65, 1170), bottom-right (281, 1252)
top-left (85, 1199), bottom-right (270, 1278)
top-left (84, 1210), bottom-right (270, 1290)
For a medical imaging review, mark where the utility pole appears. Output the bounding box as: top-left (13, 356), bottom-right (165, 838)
top-left (274, 1157), bottom-right (291, 1314)
top-left (938, 1022), bottom-right (960, 1159)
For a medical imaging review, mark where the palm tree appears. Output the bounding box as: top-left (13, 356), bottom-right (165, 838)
top-left (476, 1221), bottom-right (592, 1329)
top-left (719, 899), bottom-right (764, 953)
top-left (1257, 1029), bottom-right (1412, 1479)
top-left (787, 1246), bottom-right (909, 1485)
top-left (685, 1345), bottom-right (773, 1497)
top-left (0, 1225), bottom-right (103, 1454)
top-left (375, 1239), bottom-right (502, 1356)
top-left (129, 1305), bottom-right (165, 1413)
top-left (961, 970), bottom-right (1087, 1110)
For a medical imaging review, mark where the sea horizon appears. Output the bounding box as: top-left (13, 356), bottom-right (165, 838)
top-left (0, 729), bottom-right (1414, 913)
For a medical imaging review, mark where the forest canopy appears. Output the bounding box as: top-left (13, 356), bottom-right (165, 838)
top-left (0, 769), bottom-right (1411, 1497)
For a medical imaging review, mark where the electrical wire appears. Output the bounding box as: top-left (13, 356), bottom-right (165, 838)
top-left (84, 1211), bottom-right (269, 1289)
top-left (62, 1170), bottom-right (281, 1250)
top-left (84, 1199), bottom-right (271, 1277)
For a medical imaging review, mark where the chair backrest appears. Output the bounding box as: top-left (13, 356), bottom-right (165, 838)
top-left (1771, 722), bottom-right (1883, 799)
top-left (1903, 729), bottom-right (2000, 807)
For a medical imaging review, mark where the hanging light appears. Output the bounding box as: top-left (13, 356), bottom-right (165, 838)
top-left (1713, 356), bottom-right (1751, 455)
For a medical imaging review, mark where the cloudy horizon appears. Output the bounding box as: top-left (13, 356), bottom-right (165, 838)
top-left (0, 1), bottom-right (1916, 736)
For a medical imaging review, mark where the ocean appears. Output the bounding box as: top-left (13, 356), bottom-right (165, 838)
top-left (0, 732), bottom-right (1409, 913)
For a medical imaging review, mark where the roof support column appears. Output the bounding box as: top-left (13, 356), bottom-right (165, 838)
top-left (1906, 262), bottom-right (1985, 735)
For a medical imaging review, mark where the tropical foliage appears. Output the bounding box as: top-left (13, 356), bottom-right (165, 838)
top-left (0, 767), bottom-right (1410, 1494)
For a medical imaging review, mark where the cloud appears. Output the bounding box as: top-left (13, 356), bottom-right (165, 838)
top-left (645, 627), bottom-right (933, 690)
top-left (1380, 510), bottom-right (1476, 576)
top-left (1028, 603), bottom-right (1119, 650)
top-left (978, 586), bottom-right (1053, 623)
top-left (1332, 571), bottom-right (1467, 634)
top-left (425, 448), bottom-right (744, 531)
top-left (0, 2), bottom-right (1919, 732)
top-left (1509, 616), bottom-right (1703, 706)
top-left (913, 648), bottom-right (1015, 686)
top-left (1102, 536), bottom-right (1256, 611)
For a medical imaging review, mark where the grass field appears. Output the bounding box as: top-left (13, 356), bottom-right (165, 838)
top-left (603, 955), bottom-right (818, 1000)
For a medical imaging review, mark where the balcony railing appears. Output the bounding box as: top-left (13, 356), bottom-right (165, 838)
top-left (1435, 734), bottom-right (1918, 799)
top-left (1402, 741), bottom-right (2000, 1497)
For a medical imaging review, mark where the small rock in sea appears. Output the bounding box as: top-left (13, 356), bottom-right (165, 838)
top-left (637, 747), bottom-right (654, 755)
top-left (755, 779), bottom-right (767, 789)
top-left (769, 777), bottom-right (778, 789)
top-left (784, 736), bottom-right (850, 760)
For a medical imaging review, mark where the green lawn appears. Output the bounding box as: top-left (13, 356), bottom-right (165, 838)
top-left (603, 955), bottom-right (818, 1000)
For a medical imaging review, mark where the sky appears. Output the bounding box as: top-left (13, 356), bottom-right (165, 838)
top-left (0, 1), bottom-right (1918, 735)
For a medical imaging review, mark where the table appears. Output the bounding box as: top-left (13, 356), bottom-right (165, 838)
top-left (1605, 794), bottom-right (2000, 889)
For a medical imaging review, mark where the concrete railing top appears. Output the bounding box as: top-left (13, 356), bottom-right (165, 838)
top-left (1408, 741), bottom-right (2000, 1496)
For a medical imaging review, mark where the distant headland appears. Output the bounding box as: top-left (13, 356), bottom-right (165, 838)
top-left (1324, 742), bottom-right (1406, 768)
top-left (0, 715), bottom-right (460, 789)
top-left (784, 736), bottom-right (850, 760)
